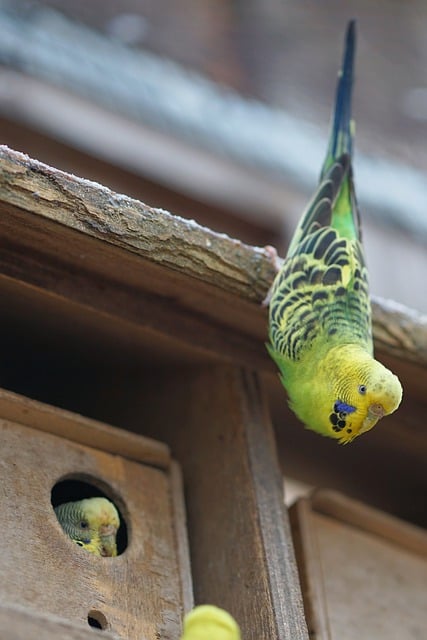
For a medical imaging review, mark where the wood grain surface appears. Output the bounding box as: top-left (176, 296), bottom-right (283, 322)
top-left (0, 602), bottom-right (119, 640)
top-left (0, 417), bottom-right (190, 640)
top-left (1, 145), bottom-right (426, 369)
top-left (137, 365), bottom-right (309, 640)
top-left (0, 387), bottom-right (169, 468)
top-left (290, 491), bottom-right (427, 640)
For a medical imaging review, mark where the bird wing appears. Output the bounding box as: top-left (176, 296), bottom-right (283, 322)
top-left (269, 158), bottom-right (371, 363)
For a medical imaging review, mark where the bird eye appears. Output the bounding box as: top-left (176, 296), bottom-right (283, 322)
top-left (79, 520), bottom-right (89, 529)
top-left (358, 384), bottom-right (367, 395)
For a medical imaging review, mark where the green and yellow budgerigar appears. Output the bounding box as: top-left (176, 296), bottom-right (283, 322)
top-left (180, 605), bottom-right (241, 640)
top-left (55, 497), bottom-right (120, 557)
top-left (267, 20), bottom-right (402, 443)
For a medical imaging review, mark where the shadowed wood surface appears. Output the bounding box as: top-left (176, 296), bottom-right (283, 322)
top-left (1, 145), bottom-right (426, 369)
top-left (0, 413), bottom-right (191, 640)
top-left (0, 387), bottom-right (169, 468)
top-left (290, 491), bottom-right (427, 640)
top-left (311, 490), bottom-right (427, 558)
top-left (134, 366), bottom-right (309, 640)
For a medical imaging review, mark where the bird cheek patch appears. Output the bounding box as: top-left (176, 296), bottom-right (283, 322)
top-left (334, 401), bottom-right (356, 414)
top-left (329, 400), bottom-right (356, 433)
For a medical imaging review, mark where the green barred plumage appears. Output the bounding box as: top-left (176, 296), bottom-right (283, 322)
top-left (267, 21), bottom-right (402, 443)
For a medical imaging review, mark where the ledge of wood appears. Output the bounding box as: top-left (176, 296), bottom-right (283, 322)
top-left (0, 387), bottom-right (170, 469)
top-left (1, 144), bottom-right (426, 369)
top-left (0, 145), bottom-right (275, 300)
top-left (0, 602), bottom-right (119, 640)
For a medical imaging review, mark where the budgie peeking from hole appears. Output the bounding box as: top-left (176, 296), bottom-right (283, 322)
top-left (55, 497), bottom-right (120, 557)
top-left (266, 21), bottom-right (402, 443)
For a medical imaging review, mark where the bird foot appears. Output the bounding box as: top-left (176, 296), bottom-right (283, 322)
top-left (262, 245), bottom-right (282, 307)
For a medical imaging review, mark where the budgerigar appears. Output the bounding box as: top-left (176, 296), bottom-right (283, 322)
top-left (180, 605), bottom-right (241, 640)
top-left (55, 497), bottom-right (120, 557)
top-left (267, 20), bottom-right (402, 443)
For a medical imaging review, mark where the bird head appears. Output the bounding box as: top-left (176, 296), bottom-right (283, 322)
top-left (55, 496), bottom-right (120, 556)
top-left (324, 347), bottom-right (402, 443)
top-left (84, 497), bottom-right (120, 557)
top-left (181, 605), bottom-right (241, 640)
top-left (285, 344), bottom-right (402, 443)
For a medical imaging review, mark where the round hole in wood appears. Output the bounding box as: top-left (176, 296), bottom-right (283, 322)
top-left (51, 476), bottom-right (128, 555)
top-left (88, 609), bottom-right (108, 630)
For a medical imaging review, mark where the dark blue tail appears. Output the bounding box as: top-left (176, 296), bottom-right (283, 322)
top-left (325, 20), bottom-right (356, 172)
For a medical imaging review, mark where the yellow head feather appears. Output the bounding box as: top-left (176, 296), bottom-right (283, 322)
top-left (286, 344), bottom-right (402, 443)
top-left (181, 605), bottom-right (241, 640)
top-left (55, 497), bottom-right (120, 557)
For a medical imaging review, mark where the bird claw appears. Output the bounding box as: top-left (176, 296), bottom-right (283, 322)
top-left (262, 245), bottom-right (282, 306)
top-left (263, 245), bottom-right (282, 272)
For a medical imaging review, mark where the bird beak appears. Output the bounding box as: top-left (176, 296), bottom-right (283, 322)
top-left (99, 522), bottom-right (119, 557)
top-left (360, 403), bottom-right (386, 435)
top-left (368, 403), bottom-right (385, 419)
top-left (100, 523), bottom-right (117, 537)
top-left (100, 534), bottom-right (117, 557)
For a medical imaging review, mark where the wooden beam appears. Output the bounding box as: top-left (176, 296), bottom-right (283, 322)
top-left (0, 602), bottom-right (119, 640)
top-left (311, 490), bottom-right (427, 557)
top-left (1, 145), bottom-right (426, 370)
top-left (135, 366), bottom-right (309, 640)
top-left (0, 387), bottom-right (169, 469)
top-left (0, 145), bottom-right (275, 301)
top-left (289, 491), bottom-right (427, 640)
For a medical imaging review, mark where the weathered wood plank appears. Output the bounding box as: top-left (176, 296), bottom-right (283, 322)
top-left (240, 371), bottom-right (309, 639)
top-left (311, 489), bottom-right (427, 557)
top-left (0, 203), bottom-right (270, 373)
top-left (1, 145), bottom-right (426, 368)
top-left (0, 419), bottom-right (187, 640)
top-left (289, 499), bottom-right (331, 640)
top-left (0, 387), bottom-right (169, 469)
top-left (290, 492), bottom-right (427, 640)
top-left (0, 145), bottom-right (275, 301)
top-left (136, 366), bottom-right (309, 640)
top-left (170, 461), bottom-right (195, 616)
top-left (0, 603), bottom-right (119, 640)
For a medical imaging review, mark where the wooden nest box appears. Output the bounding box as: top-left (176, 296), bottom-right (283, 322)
top-left (0, 389), bottom-right (192, 639)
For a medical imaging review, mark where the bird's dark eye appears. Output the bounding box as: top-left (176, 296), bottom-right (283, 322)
top-left (75, 540), bottom-right (84, 547)
top-left (358, 385), bottom-right (367, 395)
top-left (79, 520), bottom-right (89, 529)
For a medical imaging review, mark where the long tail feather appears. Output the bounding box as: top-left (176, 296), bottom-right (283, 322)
top-left (323, 19), bottom-right (356, 176)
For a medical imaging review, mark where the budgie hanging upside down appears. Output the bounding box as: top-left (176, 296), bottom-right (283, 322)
top-left (55, 497), bottom-right (120, 557)
top-left (180, 605), bottom-right (241, 640)
top-left (267, 21), bottom-right (402, 443)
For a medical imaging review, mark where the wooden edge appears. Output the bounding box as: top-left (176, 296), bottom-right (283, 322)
top-left (0, 602), bottom-right (120, 640)
top-left (170, 460), bottom-right (194, 616)
top-left (289, 498), bottom-right (331, 640)
top-left (310, 489), bottom-right (427, 558)
top-left (242, 371), bottom-right (309, 638)
top-left (0, 387), bottom-right (170, 469)
top-left (1, 145), bottom-right (426, 366)
top-left (0, 145), bottom-right (275, 302)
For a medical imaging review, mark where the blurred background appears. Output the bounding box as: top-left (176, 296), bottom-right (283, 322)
top-left (1, 0), bottom-right (426, 312)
